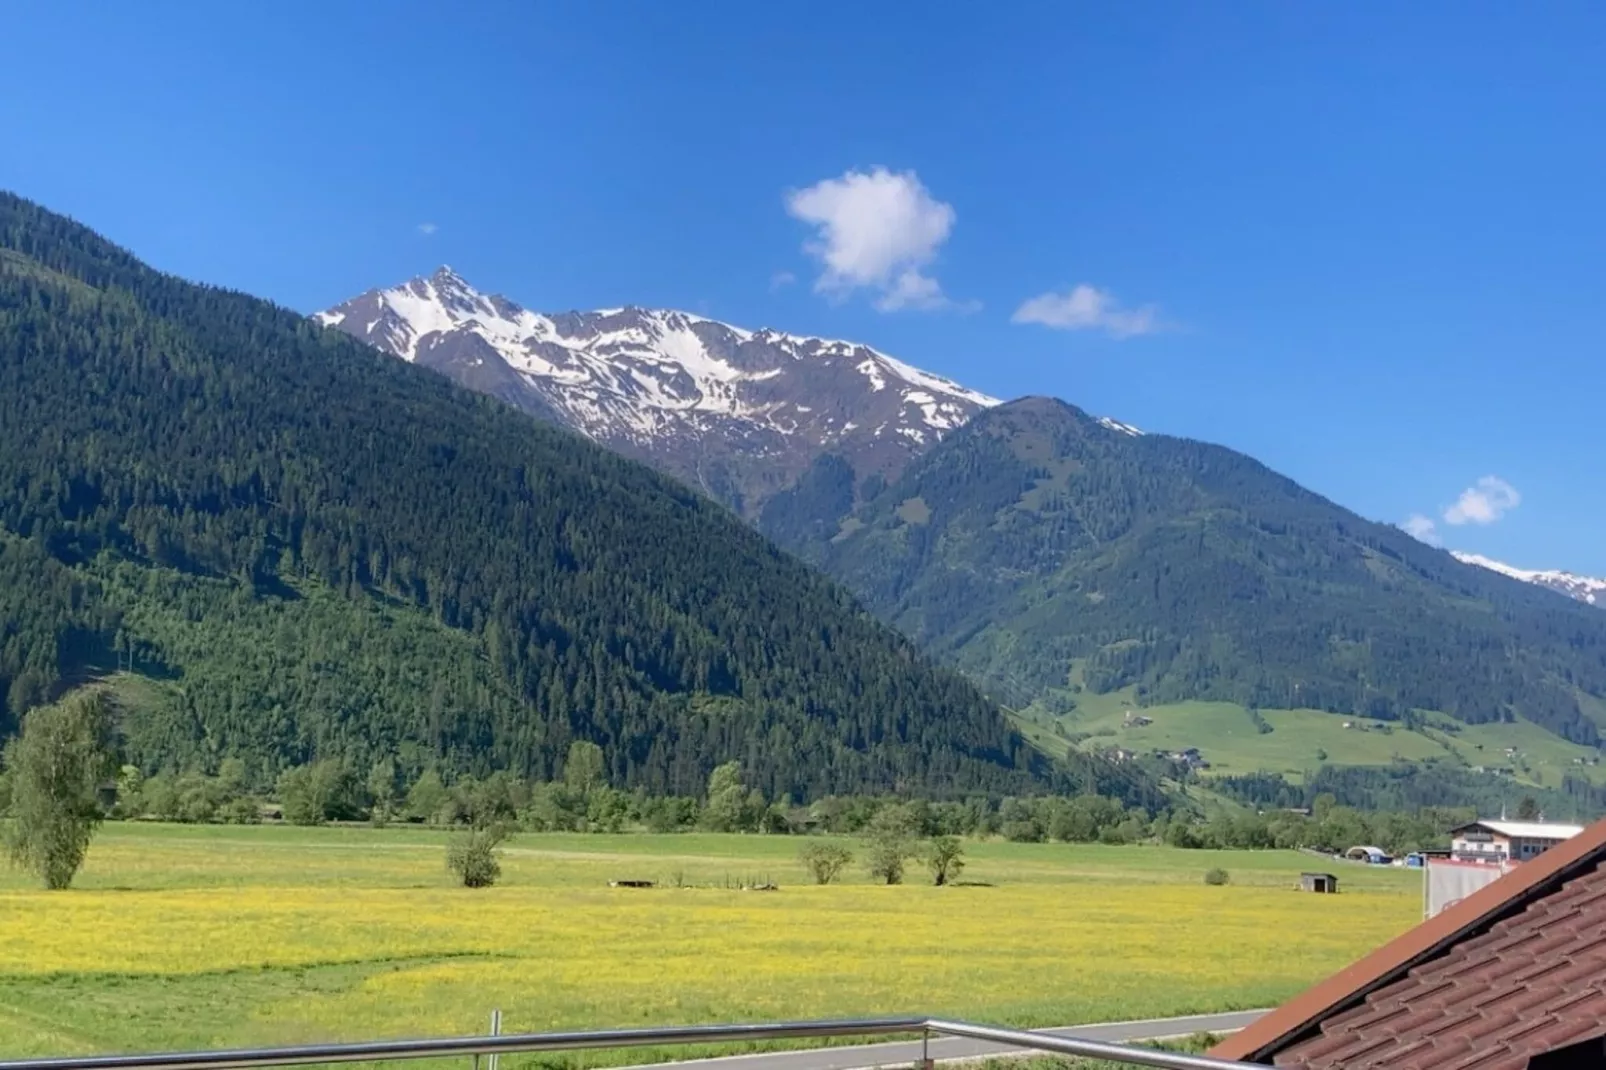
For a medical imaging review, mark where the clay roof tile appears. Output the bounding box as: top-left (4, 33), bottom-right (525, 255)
top-left (1211, 817), bottom-right (1606, 1069)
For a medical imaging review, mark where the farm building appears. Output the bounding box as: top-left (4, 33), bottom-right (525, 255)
top-left (1448, 818), bottom-right (1584, 864)
top-left (1343, 845), bottom-right (1391, 864)
top-left (1212, 814), bottom-right (1606, 1070)
top-left (1299, 872), bottom-right (1338, 893)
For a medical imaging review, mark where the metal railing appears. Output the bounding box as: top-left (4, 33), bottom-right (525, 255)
top-left (0, 1016), bottom-right (1258, 1070)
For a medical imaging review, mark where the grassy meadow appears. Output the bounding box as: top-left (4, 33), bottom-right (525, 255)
top-left (1016, 680), bottom-right (1605, 788)
top-left (0, 824), bottom-right (1423, 1062)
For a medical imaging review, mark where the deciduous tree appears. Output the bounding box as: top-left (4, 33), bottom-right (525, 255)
top-left (862, 804), bottom-right (917, 885)
top-left (2, 691), bottom-right (118, 890)
top-left (798, 842), bottom-right (853, 885)
top-left (924, 835), bottom-right (965, 886)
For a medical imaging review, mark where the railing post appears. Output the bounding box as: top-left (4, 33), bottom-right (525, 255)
top-left (918, 1025), bottom-right (933, 1070)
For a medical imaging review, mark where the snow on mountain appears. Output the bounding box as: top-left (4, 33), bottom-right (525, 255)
top-left (317, 267), bottom-right (1021, 513)
top-left (1096, 416), bottom-right (1144, 436)
top-left (1452, 551), bottom-right (1606, 607)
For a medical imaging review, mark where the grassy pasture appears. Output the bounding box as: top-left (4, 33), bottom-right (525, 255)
top-left (1018, 680), bottom-right (1605, 788)
top-left (0, 825), bottom-right (1422, 1062)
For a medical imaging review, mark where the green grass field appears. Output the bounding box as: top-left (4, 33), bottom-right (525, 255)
top-left (1016, 682), bottom-right (1604, 788)
top-left (0, 824), bottom-right (1423, 1063)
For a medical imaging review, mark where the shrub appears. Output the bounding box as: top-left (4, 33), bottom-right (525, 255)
top-left (446, 825), bottom-right (508, 888)
top-left (1204, 867), bottom-right (1230, 886)
top-left (798, 842), bottom-right (852, 885)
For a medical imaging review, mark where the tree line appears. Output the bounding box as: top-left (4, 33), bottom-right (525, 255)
top-left (1, 694), bottom-right (1489, 891)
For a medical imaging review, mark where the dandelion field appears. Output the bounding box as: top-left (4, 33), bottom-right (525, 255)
top-left (0, 825), bottom-right (1422, 1061)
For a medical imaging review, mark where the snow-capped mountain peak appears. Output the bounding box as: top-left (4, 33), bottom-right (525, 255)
top-left (317, 270), bottom-right (1008, 512)
top-left (1452, 551), bottom-right (1606, 607)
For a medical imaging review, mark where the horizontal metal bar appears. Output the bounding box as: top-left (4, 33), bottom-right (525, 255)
top-left (0, 1019), bottom-right (928, 1070)
top-left (926, 1018), bottom-right (1256, 1070)
top-left (0, 1016), bottom-right (1260, 1070)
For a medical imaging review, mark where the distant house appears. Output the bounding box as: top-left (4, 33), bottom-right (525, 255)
top-left (1156, 747), bottom-right (1209, 771)
top-left (1344, 845), bottom-right (1391, 864)
top-left (1300, 872), bottom-right (1339, 893)
top-left (1448, 818), bottom-right (1584, 865)
top-left (1212, 815), bottom-right (1606, 1070)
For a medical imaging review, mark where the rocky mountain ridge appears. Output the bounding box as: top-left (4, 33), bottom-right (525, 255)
top-left (317, 268), bottom-right (1022, 513)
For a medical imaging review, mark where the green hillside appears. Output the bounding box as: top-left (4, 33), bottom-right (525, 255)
top-left (1014, 676), bottom-right (1604, 788)
top-left (764, 396), bottom-right (1606, 759)
top-left (0, 192), bottom-right (1158, 804)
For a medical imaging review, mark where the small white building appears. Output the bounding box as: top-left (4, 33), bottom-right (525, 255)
top-left (1448, 819), bottom-right (1584, 864)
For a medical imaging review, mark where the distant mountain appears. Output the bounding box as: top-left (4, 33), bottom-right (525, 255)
top-left (1452, 552), bottom-right (1605, 608)
top-left (316, 268), bottom-right (1003, 514)
top-left (0, 192), bottom-right (1160, 803)
top-left (764, 396), bottom-right (1606, 747)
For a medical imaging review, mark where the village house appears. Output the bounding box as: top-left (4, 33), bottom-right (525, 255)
top-left (1448, 818), bottom-right (1584, 864)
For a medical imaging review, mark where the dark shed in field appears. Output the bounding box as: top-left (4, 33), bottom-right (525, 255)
top-left (1300, 872), bottom-right (1339, 894)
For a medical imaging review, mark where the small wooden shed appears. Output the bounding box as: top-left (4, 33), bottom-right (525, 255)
top-left (1300, 872), bottom-right (1339, 894)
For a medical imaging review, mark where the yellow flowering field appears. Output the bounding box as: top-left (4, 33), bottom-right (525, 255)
top-left (0, 825), bottom-right (1422, 1060)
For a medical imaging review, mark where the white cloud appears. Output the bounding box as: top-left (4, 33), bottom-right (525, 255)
top-left (1402, 514), bottom-right (1443, 546)
top-left (785, 167), bottom-right (959, 312)
top-left (1011, 284), bottom-right (1162, 339)
top-left (878, 268), bottom-right (946, 311)
top-left (1443, 476), bottom-right (1521, 526)
top-left (769, 270), bottom-right (796, 292)
top-left (417, 222), bottom-right (438, 236)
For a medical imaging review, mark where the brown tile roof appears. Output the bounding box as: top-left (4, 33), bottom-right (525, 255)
top-left (1211, 817), bottom-right (1606, 1070)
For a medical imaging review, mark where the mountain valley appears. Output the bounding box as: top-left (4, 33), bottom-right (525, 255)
top-left (6, 191), bottom-right (1605, 810)
top-left (1, 192), bottom-right (1149, 803)
top-left (311, 267), bottom-right (1606, 798)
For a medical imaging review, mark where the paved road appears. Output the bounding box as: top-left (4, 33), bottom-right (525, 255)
top-left (614, 1011), bottom-right (1267, 1070)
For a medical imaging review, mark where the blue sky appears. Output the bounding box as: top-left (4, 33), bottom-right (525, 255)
top-left (4, 2), bottom-right (1602, 573)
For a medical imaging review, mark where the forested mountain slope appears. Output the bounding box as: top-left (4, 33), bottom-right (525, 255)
top-left (0, 193), bottom-right (1154, 803)
top-left (765, 397), bottom-right (1606, 747)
